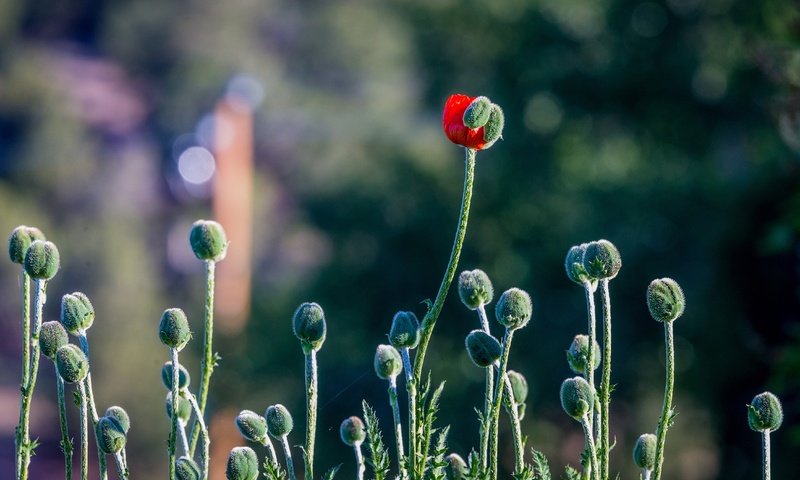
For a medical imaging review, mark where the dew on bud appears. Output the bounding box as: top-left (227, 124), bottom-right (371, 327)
top-left (458, 269), bottom-right (494, 310)
top-left (339, 416), bottom-right (366, 446)
top-left (189, 220), bottom-right (228, 262)
top-left (495, 288), bottom-right (532, 330)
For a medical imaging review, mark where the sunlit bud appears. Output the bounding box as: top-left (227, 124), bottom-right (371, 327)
top-left (165, 392), bottom-right (192, 424)
top-left (189, 220), bottom-right (228, 262)
top-left (458, 269), bottom-right (494, 310)
top-left (632, 433), bottom-right (656, 470)
top-left (55, 344), bottom-right (89, 384)
top-left (159, 308), bottom-right (191, 351)
top-left (559, 376), bottom-right (594, 420)
top-left (748, 392), bottom-right (783, 432)
top-left (176, 456), bottom-right (202, 480)
top-left (465, 330), bottom-right (502, 368)
top-left (506, 370), bottom-right (528, 404)
top-left (105, 406), bottom-right (130, 434)
top-left (40, 321), bottom-right (68, 359)
top-left (374, 344), bottom-right (403, 380)
top-left (96, 416), bottom-right (126, 454)
top-left (226, 446), bottom-right (260, 480)
top-left (339, 416), bottom-right (366, 446)
top-left (236, 410), bottom-right (268, 443)
top-left (463, 97), bottom-right (492, 129)
top-left (24, 240), bottom-right (59, 280)
top-left (60, 292), bottom-right (95, 335)
top-left (161, 361), bottom-right (191, 391)
top-left (582, 240), bottom-right (621, 280)
top-left (566, 334), bottom-right (600, 375)
top-left (8, 226), bottom-right (45, 264)
top-left (495, 288), bottom-right (532, 330)
top-left (389, 311), bottom-right (420, 349)
top-left (292, 302), bottom-right (327, 352)
top-left (265, 404), bottom-right (294, 438)
top-left (445, 453), bottom-right (467, 480)
top-left (483, 104), bottom-right (505, 147)
top-left (565, 244), bottom-right (592, 286)
top-left (647, 278), bottom-right (685, 323)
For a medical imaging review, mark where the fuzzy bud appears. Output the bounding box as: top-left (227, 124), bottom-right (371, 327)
top-left (226, 446), bottom-right (259, 480)
top-left (495, 288), bottom-right (532, 330)
top-left (159, 308), bottom-right (191, 351)
top-left (458, 269), bottom-right (494, 310)
top-left (465, 330), bottom-right (502, 368)
top-left (39, 321), bottom-right (69, 359)
top-left (582, 240), bottom-right (621, 280)
top-left (646, 278), bottom-right (685, 323)
top-left (566, 334), bottom-right (600, 375)
top-left (445, 453), bottom-right (467, 480)
top-left (161, 361), bottom-right (191, 391)
top-left (632, 433), bottom-right (656, 470)
top-left (236, 410), bottom-right (268, 443)
top-left (165, 392), bottom-right (192, 424)
top-left (506, 370), bottom-right (528, 404)
top-left (292, 302), bottom-right (327, 352)
top-left (389, 311), bottom-right (420, 349)
top-left (189, 220), bottom-right (228, 262)
top-left (565, 244), bottom-right (592, 286)
top-left (748, 392), bottom-right (783, 432)
top-left (55, 344), bottom-right (89, 384)
top-left (374, 344), bottom-right (403, 380)
top-left (483, 104), bottom-right (505, 147)
top-left (24, 240), bottom-right (59, 280)
top-left (105, 406), bottom-right (130, 434)
top-left (340, 416), bottom-right (366, 446)
top-left (265, 404), bottom-right (293, 438)
top-left (96, 416), bottom-right (126, 454)
top-left (176, 457), bottom-right (202, 480)
top-left (463, 97), bottom-right (492, 129)
top-left (8, 226), bottom-right (45, 265)
top-left (559, 376), bottom-right (594, 420)
top-left (60, 292), bottom-right (95, 335)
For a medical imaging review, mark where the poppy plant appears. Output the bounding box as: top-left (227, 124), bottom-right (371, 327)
top-left (442, 94), bottom-right (504, 150)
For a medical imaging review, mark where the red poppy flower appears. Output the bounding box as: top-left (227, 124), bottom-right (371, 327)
top-left (442, 94), bottom-right (490, 150)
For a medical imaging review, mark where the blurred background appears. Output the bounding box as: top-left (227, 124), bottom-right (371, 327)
top-left (1, 0), bottom-right (799, 478)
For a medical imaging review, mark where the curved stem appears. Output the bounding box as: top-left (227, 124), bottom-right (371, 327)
top-left (413, 148), bottom-right (477, 382)
top-left (190, 260), bottom-right (216, 455)
top-left (16, 272), bottom-right (31, 478)
top-left (400, 348), bottom-right (417, 475)
top-left (762, 430), bottom-right (770, 480)
top-left (261, 436), bottom-right (279, 467)
top-left (501, 373), bottom-right (524, 472)
top-left (169, 348), bottom-right (180, 480)
top-left (280, 435), bottom-right (297, 480)
top-left (477, 304), bottom-right (494, 469)
top-left (354, 442), bottom-right (365, 480)
top-left (17, 279), bottom-right (45, 480)
top-left (304, 350), bottom-right (318, 480)
top-left (651, 322), bottom-right (674, 480)
top-left (599, 279), bottom-right (612, 480)
top-left (579, 415), bottom-right (599, 480)
top-left (388, 377), bottom-right (407, 480)
top-left (113, 452), bottom-right (128, 479)
top-left (185, 391), bottom-right (210, 480)
top-left (78, 332), bottom-right (107, 480)
top-left (56, 375), bottom-right (73, 480)
top-left (178, 422), bottom-right (190, 457)
top-left (489, 329), bottom-right (514, 480)
top-left (78, 381), bottom-right (89, 480)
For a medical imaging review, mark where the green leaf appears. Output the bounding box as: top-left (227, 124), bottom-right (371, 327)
top-left (428, 426), bottom-right (450, 480)
top-left (562, 465), bottom-right (580, 480)
top-left (530, 449), bottom-right (551, 480)
top-left (323, 464), bottom-right (342, 480)
top-left (362, 400), bottom-right (390, 480)
top-left (263, 457), bottom-right (288, 480)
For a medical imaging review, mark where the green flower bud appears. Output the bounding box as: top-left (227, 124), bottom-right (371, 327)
top-left (506, 370), bottom-right (528, 404)
top-left (176, 456), bottom-right (202, 480)
top-left (494, 288), bottom-right (532, 330)
top-left (582, 240), bottom-right (621, 280)
top-left (8, 226), bottom-right (45, 264)
top-left (458, 269), bottom-right (494, 310)
top-left (565, 244), bottom-right (592, 286)
top-left (161, 361), bottom-right (191, 391)
top-left (39, 321), bottom-right (69, 359)
top-left (566, 334), bottom-right (600, 375)
top-left (445, 453), bottom-right (467, 480)
top-left (463, 97), bottom-right (492, 129)
top-left (95, 416), bottom-right (127, 454)
top-left (55, 344), bottom-right (89, 384)
top-left (559, 376), bottom-right (594, 420)
top-left (60, 292), bottom-right (95, 335)
top-left (159, 308), bottom-right (191, 351)
top-left (226, 446), bottom-right (260, 480)
top-left (748, 392), bottom-right (783, 432)
top-left (292, 302), bottom-right (327, 352)
top-left (374, 344), bottom-right (403, 380)
top-left (632, 433), bottom-right (656, 470)
top-left (389, 311), bottom-right (420, 349)
top-left (483, 104), bottom-right (505, 147)
top-left (105, 406), bottom-right (130, 434)
top-left (646, 278), bottom-right (685, 323)
top-left (165, 392), bottom-right (192, 424)
top-left (340, 416), bottom-right (366, 446)
top-left (24, 240), bottom-right (59, 280)
top-left (189, 220), bottom-right (228, 262)
top-left (236, 410), bottom-right (268, 443)
top-left (265, 404), bottom-right (293, 438)
top-left (465, 330), bottom-right (502, 368)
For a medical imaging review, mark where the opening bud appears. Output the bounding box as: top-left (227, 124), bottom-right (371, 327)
top-left (458, 269), bottom-right (494, 310)
top-left (566, 334), bottom-right (600, 375)
top-left (226, 446), bottom-right (260, 480)
top-left (189, 220), bottom-right (228, 262)
top-left (236, 410), bottom-right (268, 443)
top-left (159, 308), bottom-right (191, 351)
top-left (176, 456), bottom-right (202, 480)
top-left (96, 415), bottom-right (127, 454)
top-left (465, 330), bottom-right (502, 368)
top-left (463, 97), bottom-right (492, 129)
top-left (483, 104), bottom-right (505, 148)
top-left (506, 370), bottom-right (528, 405)
top-left (24, 240), bottom-right (59, 280)
top-left (55, 344), bottom-right (89, 384)
top-left (646, 278), bottom-right (685, 323)
top-left (60, 292), bottom-right (95, 335)
top-left (632, 433), bottom-right (656, 470)
top-left (165, 392), bottom-right (192, 424)
top-left (40, 321), bottom-right (69, 359)
top-left (565, 244), bottom-right (593, 286)
top-left (748, 391), bottom-right (783, 432)
top-left (582, 240), bottom-right (621, 280)
top-left (559, 376), bottom-right (594, 420)
top-left (495, 287), bottom-right (532, 330)
top-left (105, 406), bottom-right (131, 434)
top-left (340, 416), bottom-right (366, 446)
top-left (445, 453), bottom-right (467, 480)
top-left (374, 344), bottom-right (403, 380)
top-left (292, 302), bottom-right (327, 352)
top-left (8, 226), bottom-right (45, 264)
top-left (161, 361), bottom-right (191, 391)
top-left (389, 311), bottom-right (420, 349)
top-left (265, 404), bottom-right (294, 438)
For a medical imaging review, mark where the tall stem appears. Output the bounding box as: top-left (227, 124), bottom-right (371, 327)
top-left (477, 304), bottom-right (494, 469)
top-left (582, 282), bottom-right (598, 437)
top-left (169, 348), bottom-right (180, 480)
top-left (261, 437), bottom-right (279, 466)
top-left (56, 375), bottom-right (73, 480)
top-left (489, 329), bottom-right (514, 480)
top-left (280, 436), bottom-right (297, 480)
top-left (652, 322), bottom-right (675, 480)
top-left (401, 348), bottom-right (417, 476)
top-left (191, 260), bottom-right (216, 455)
top-left (599, 279), bottom-right (612, 480)
top-left (388, 377), bottom-right (407, 480)
top-left (762, 430), bottom-right (770, 480)
top-left (354, 443), bottom-right (365, 480)
top-left (113, 452), bottom-right (128, 479)
top-left (304, 350), bottom-right (318, 480)
top-left (178, 422), bottom-right (190, 457)
top-left (78, 381), bottom-right (89, 480)
top-left (501, 373), bottom-right (524, 472)
top-left (16, 272), bottom-right (31, 478)
top-left (17, 279), bottom-right (45, 480)
top-left (186, 392), bottom-right (210, 480)
top-left (579, 415), bottom-right (599, 480)
top-left (78, 332), bottom-right (107, 480)
top-left (413, 148), bottom-right (476, 382)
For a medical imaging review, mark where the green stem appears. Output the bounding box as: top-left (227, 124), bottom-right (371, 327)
top-left (477, 304), bottom-right (494, 470)
top-left (56, 375), bottom-right (73, 480)
top-left (113, 452), bottom-right (128, 479)
top-left (579, 414), bottom-right (599, 480)
top-left (500, 373), bottom-right (524, 472)
top-left (762, 430), bottom-right (770, 480)
top-left (78, 381), bottom-right (89, 480)
top-left (388, 377), bottom-right (407, 480)
top-left (489, 329), bottom-right (515, 480)
top-left (413, 148), bottom-right (477, 383)
top-left (643, 470), bottom-right (651, 480)
top-left (354, 443), bottom-right (365, 480)
top-left (651, 322), bottom-right (675, 480)
top-left (261, 436), bottom-right (279, 466)
top-left (304, 349), bottom-right (318, 480)
top-left (17, 279), bottom-right (45, 480)
top-left (78, 332), bottom-right (107, 480)
top-left (190, 260), bottom-right (216, 455)
top-left (185, 391), bottom-right (210, 480)
top-left (599, 279), bottom-right (612, 480)
top-left (178, 421), bottom-right (189, 457)
top-left (400, 348), bottom-right (417, 477)
top-left (280, 436), bottom-right (297, 480)
top-left (169, 348), bottom-right (180, 480)
top-left (582, 282), bottom-right (598, 437)
top-left (16, 272), bottom-right (31, 478)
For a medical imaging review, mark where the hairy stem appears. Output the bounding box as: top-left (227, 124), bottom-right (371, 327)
top-left (477, 304), bottom-right (494, 469)
top-left (652, 322), bottom-right (675, 480)
top-left (78, 381), bottom-right (89, 480)
top-left (78, 332), bottom-right (107, 480)
top-left (304, 350), bottom-right (318, 480)
top-left (261, 436), bottom-right (279, 467)
top-left (185, 392), bottom-right (210, 480)
top-left (643, 470), bottom-right (651, 480)
top-left (280, 436), bottom-right (297, 480)
top-left (354, 442), bottom-right (365, 480)
top-left (579, 415), bottom-right (599, 480)
top-left (17, 279), bottom-right (45, 480)
top-left (56, 375), bottom-right (73, 480)
top-left (190, 260), bottom-right (216, 455)
top-left (599, 279), bottom-right (612, 480)
top-left (582, 282), bottom-right (598, 437)
top-left (489, 329), bottom-right (515, 480)
top-left (388, 377), bottom-right (407, 480)
top-left (113, 452), bottom-right (128, 479)
top-left (400, 348), bottom-right (417, 476)
top-left (169, 348), bottom-right (180, 480)
top-left (178, 422), bottom-right (189, 457)
top-left (762, 430), bottom-right (770, 480)
top-left (501, 373), bottom-right (524, 472)
top-left (15, 272), bottom-right (31, 478)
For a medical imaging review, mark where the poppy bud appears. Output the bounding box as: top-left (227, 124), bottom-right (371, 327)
top-left (632, 433), bottom-right (656, 470)
top-left (159, 308), bottom-right (191, 351)
top-left (105, 406), bottom-right (130, 434)
top-left (374, 344), bottom-right (403, 380)
top-left (8, 226), bottom-right (45, 264)
top-left (465, 330), bottom-right (502, 368)
top-left (165, 392), bottom-right (192, 424)
top-left (463, 97), bottom-right (492, 129)
top-left (226, 446), bottom-right (260, 480)
top-left (582, 240), bottom-right (621, 280)
top-left (646, 278), bottom-right (685, 323)
top-left (60, 292), bottom-right (95, 335)
top-left (96, 416), bottom-right (126, 454)
top-left (40, 321), bottom-right (69, 359)
top-left (445, 453), bottom-right (467, 480)
top-left (189, 220), bottom-right (228, 262)
top-left (443, 94), bottom-right (504, 150)
top-left (389, 311), bottom-right (420, 349)
top-left (236, 410), bottom-right (268, 443)
top-left (56, 344), bottom-right (89, 384)
top-left (565, 244), bottom-right (592, 286)
top-left (458, 269), bottom-right (494, 310)
top-left (266, 404), bottom-right (293, 438)
top-left (176, 456), bottom-right (202, 480)
top-left (339, 416), bottom-right (366, 446)
top-left (161, 361), bottom-right (191, 391)
top-left (748, 392), bottom-right (783, 432)
top-left (566, 334), bottom-right (600, 375)
top-left (292, 302), bottom-right (327, 352)
top-left (495, 288), bottom-right (532, 330)
top-left (482, 104), bottom-right (505, 147)
top-left (506, 370), bottom-right (528, 404)
top-left (559, 376), bottom-right (594, 420)
top-left (24, 240), bottom-right (59, 280)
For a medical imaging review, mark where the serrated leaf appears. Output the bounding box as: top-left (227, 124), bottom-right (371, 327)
top-left (362, 400), bottom-right (390, 480)
top-left (562, 465), bottom-right (580, 480)
top-left (323, 464), bottom-right (342, 480)
top-left (530, 449), bottom-right (551, 480)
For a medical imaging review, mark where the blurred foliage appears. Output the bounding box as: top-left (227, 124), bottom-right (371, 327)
top-left (1, 0), bottom-right (799, 478)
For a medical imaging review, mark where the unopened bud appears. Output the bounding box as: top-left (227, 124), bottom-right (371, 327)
top-left (105, 406), bottom-right (130, 434)
top-left (161, 361), bottom-right (191, 391)
top-left (340, 416), bottom-right (366, 446)
top-left (374, 344), bottom-right (403, 380)
top-left (445, 453), bottom-right (467, 480)
top-left (566, 334), bottom-right (600, 375)
top-left (458, 269), bottom-right (494, 310)
top-left (582, 240), bottom-right (621, 280)
top-left (96, 416), bottom-right (126, 454)
top-left (748, 392), bottom-right (783, 432)
top-left (236, 410), bottom-right (268, 443)
top-left (389, 311), bottom-right (420, 349)
top-left (565, 244), bottom-right (592, 286)
top-left (176, 456), bottom-right (202, 480)
top-left (632, 433), bottom-right (656, 470)
top-left (646, 278), bottom-right (685, 323)
top-left (265, 404), bottom-right (293, 438)
top-left (465, 330), bottom-right (502, 368)
top-left (55, 344), bottom-right (89, 384)
top-left (483, 104), bottom-right (505, 147)
top-left (559, 376), bottom-right (593, 420)
top-left (159, 308), bottom-right (191, 351)
top-left (495, 288), bottom-right (532, 330)
top-left (60, 292), bottom-right (95, 335)
top-left (226, 446), bottom-right (260, 480)
top-left (40, 321), bottom-right (68, 359)
top-left (189, 220), bottom-right (228, 262)
top-left (24, 240), bottom-right (59, 280)
top-left (165, 392), bottom-right (192, 424)
top-left (292, 302), bottom-right (327, 352)
top-left (8, 226), bottom-right (45, 264)
top-left (463, 97), bottom-right (492, 129)
top-left (506, 370), bottom-right (528, 404)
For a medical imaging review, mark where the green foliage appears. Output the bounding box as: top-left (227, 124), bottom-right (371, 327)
top-left (428, 426), bottom-right (450, 480)
top-left (263, 458), bottom-right (288, 480)
top-left (562, 466), bottom-right (580, 480)
top-left (362, 401), bottom-right (390, 480)
top-left (322, 464), bottom-right (342, 480)
top-left (463, 451), bottom-right (489, 480)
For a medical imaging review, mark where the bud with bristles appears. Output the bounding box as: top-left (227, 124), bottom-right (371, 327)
top-left (189, 220), bottom-right (228, 262)
top-left (632, 433), bottom-right (656, 470)
top-left (292, 302), bottom-right (327, 352)
top-left (105, 406), bottom-right (130, 434)
top-left (389, 311), bottom-right (420, 349)
top-left (465, 330), bottom-right (502, 368)
top-left (340, 416), bottom-right (366, 446)
top-left (483, 104), bottom-right (505, 147)
top-left (159, 308), bottom-right (191, 351)
top-left (445, 453), bottom-right (467, 480)
top-left (582, 240), bottom-right (621, 280)
top-left (24, 240), bottom-right (59, 280)
top-left (565, 244), bottom-right (592, 286)
top-left (458, 269), bottom-right (494, 310)
top-left (55, 344), bottom-right (89, 384)
top-left (8, 226), bottom-right (45, 264)
top-left (374, 344), bottom-right (403, 380)
top-left (236, 410), bottom-right (268, 443)
top-left (265, 404), bottom-right (293, 438)
top-left (96, 416), bottom-right (127, 454)
top-left (748, 392), bottom-right (783, 432)
top-left (507, 370), bottom-right (528, 404)
top-left (463, 97), bottom-right (492, 129)
top-left (495, 288), bottom-right (532, 330)
top-left (165, 392), bottom-right (192, 424)
top-left (559, 376), bottom-right (594, 420)
top-left (647, 278), bottom-right (685, 323)
top-left (60, 292), bottom-right (95, 335)
top-left (39, 321), bottom-right (69, 359)
top-left (566, 334), bottom-right (600, 374)
top-left (162, 361), bottom-right (191, 391)
top-left (226, 446), bottom-right (260, 480)
top-left (176, 456), bottom-right (202, 480)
